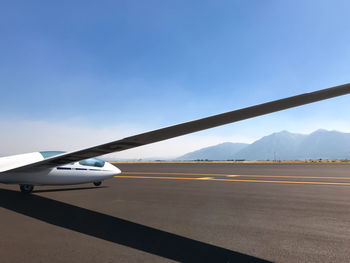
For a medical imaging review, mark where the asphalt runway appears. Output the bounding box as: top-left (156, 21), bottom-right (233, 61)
top-left (1, 163), bottom-right (350, 262)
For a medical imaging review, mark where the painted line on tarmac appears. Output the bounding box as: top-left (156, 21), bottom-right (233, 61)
top-left (229, 174), bottom-right (350, 180)
top-left (122, 172), bottom-right (232, 177)
top-left (121, 172), bottom-right (350, 180)
top-left (115, 176), bottom-right (350, 186)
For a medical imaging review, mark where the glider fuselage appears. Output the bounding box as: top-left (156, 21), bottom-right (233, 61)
top-left (0, 152), bottom-right (121, 186)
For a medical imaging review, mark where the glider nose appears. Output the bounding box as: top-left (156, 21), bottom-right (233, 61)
top-left (104, 162), bottom-right (121, 176)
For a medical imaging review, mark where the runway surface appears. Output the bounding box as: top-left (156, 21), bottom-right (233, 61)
top-left (1, 163), bottom-right (350, 262)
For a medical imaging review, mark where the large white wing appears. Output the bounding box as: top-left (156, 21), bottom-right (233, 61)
top-left (5, 83), bottom-right (350, 173)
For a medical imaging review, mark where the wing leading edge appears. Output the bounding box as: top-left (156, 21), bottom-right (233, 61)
top-left (6, 83), bottom-right (350, 173)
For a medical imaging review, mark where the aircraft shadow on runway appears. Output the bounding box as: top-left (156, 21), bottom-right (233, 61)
top-left (0, 189), bottom-right (271, 263)
top-left (33, 186), bottom-right (107, 193)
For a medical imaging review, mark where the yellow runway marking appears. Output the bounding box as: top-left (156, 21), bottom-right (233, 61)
top-left (122, 172), bottom-right (350, 180)
top-left (115, 176), bottom-right (350, 186)
top-left (116, 176), bottom-right (198, 180)
top-left (122, 172), bottom-right (230, 177)
top-left (229, 174), bottom-right (350, 180)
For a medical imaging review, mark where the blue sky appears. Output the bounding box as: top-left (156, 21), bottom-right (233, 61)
top-left (1, 0), bottom-right (350, 158)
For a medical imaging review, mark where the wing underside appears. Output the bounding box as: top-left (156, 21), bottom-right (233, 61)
top-left (4, 83), bottom-right (350, 173)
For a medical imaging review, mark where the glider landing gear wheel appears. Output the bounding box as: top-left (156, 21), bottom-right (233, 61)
top-left (20, 184), bottom-right (34, 194)
top-left (93, 181), bottom-right (102, 187)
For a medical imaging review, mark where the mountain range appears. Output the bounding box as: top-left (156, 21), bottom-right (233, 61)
top-left (176, 129), bottom-right (350, 160)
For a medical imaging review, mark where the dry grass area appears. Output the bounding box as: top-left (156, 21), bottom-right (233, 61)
top-left (111, 160), bottom-right (350, 164)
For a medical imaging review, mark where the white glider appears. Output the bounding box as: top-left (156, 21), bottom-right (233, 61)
top-left (1, 83), bottom-right (350, 193)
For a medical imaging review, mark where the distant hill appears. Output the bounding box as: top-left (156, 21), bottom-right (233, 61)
top-left (236, 130), bottom-right (306, 160)
top-left (177, 142), bottom-right (249, 160)
top-left (299, 129), bottom-right (350, 160)
top-left (176, 130), bottom-right (350, 160)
